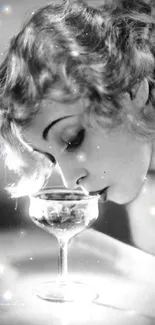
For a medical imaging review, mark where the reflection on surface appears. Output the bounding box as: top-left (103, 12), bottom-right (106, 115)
top-left (10, 252), bottom-right (155, 323)
top-left (0, 228), bottom-right (155, 324)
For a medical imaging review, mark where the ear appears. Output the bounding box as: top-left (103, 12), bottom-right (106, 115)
top-left (130, 78), bottom-right (149, 109)
top-left (121, 78), bottom-right (149, 118)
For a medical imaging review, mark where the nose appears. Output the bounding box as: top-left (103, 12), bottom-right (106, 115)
top-left (56, 160), bottom-right (88, 190)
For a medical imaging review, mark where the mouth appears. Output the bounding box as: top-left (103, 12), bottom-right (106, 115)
top-left (89, 187), bottom-right (108, 202)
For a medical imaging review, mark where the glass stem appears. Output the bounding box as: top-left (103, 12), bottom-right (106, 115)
top-left (58, 239), bottom-right (69, 283)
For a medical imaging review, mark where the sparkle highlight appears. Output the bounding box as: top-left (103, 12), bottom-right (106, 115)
top-left (3, 290), bottom-right (13, 301)
top-left (1, 5), bottom-right (12, 15)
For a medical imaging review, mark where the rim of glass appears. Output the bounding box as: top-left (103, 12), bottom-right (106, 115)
top-left (31, 187), bottom-right (99, 201)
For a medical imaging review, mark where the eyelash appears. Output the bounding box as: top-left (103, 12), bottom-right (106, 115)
top-left (65, 129), bottom-right (85, 152)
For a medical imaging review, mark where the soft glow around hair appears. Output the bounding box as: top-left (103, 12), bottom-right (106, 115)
top-left (1, 0), bottom-right (155, 196)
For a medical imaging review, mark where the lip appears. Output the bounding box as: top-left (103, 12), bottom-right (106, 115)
top-left (89, 187), bottom-right (108, 202)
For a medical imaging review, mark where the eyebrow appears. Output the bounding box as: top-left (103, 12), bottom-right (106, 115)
top-left (43, 115), bottom-right (74, 140)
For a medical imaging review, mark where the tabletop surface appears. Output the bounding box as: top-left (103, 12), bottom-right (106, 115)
top-left (0, 227), bottom-right (155, 325)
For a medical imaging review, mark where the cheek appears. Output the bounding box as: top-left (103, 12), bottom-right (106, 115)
top-left (109, 147), bottom-right (152, 203)
top-left (75, 130), bottom-right (152, 178)
top-left (75, 152), bottom-right (87, 163)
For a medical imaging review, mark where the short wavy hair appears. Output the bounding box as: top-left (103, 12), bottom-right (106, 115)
top-left (0, 0), bottom-right (155, 197)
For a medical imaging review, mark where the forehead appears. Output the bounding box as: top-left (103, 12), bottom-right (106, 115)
top-left (23, 98), bottom-right (85, 139)
top-left (33, 98), bottom-right (84, 125)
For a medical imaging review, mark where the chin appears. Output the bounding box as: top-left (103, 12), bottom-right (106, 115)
top-left (107, 188), bottom-right (141, 205)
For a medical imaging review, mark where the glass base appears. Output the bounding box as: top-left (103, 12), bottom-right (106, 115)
top-left (33, 280), bottom-right (98, 303)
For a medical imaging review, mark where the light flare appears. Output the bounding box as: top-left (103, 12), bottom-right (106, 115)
top-left (2, 5), bottom-right (12, 15)
top-left (71, 50), bottom-right (79, 57)
top-left (3, 290), bottom-right (12, 301)
top-left (19, 230), bottom-right (27, 237)
top-left (5, 145), bottom-right (25, 171)
top-left (0, 264), bottom-right (5, 274)
top-left (149, 206), bottom-right (155, 216)
top-left (76, 152), bottom-right (86, 162)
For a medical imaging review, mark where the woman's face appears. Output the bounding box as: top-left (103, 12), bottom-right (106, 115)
top-left (23, 98), bottom-right (152, 204)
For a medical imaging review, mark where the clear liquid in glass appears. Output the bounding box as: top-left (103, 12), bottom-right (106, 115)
top-left (28, 187), bottom-right (99, 302)
top-left (30, 189), bottom-right (98, 240)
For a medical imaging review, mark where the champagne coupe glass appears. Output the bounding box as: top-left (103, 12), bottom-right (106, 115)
top-left (29, 187), bottom-right (99, 302)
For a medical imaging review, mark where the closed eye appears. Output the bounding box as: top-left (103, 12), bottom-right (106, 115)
top-left (64, 129), bottom-right (85, 152)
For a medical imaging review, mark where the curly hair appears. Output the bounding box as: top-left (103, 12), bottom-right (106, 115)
top-left (0, 0), bottom-right (155, 197)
